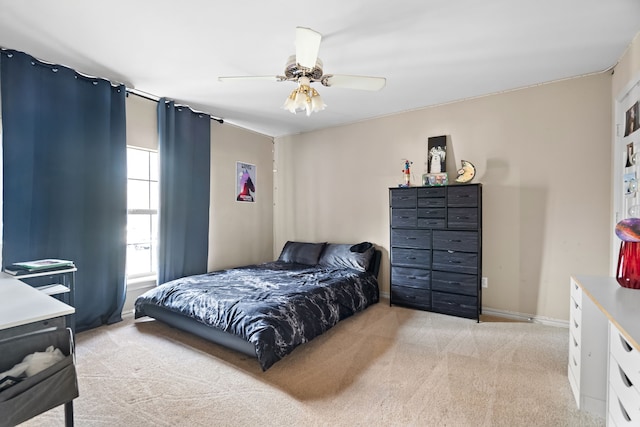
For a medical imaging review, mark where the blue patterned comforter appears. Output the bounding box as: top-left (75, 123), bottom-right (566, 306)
top-left (134, 261), bottom-right (379, 370)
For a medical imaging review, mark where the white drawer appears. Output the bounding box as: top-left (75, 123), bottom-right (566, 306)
top-left (568, 365), bottom-right (580, 406)
top-left (610, 323), bottom-right (640, 389)
top-left (570, 277), bottom-right (582, 308)
top-left (570, 308), bottom-right (582, 348)
top-left (570, 295), bottom-right (581, 318)
top-left (568, 338), bottom-right (581, 386)
top-left (610, 355), bottom-right (640, 420)
top-left (609, 385), bottom-right (639, 426)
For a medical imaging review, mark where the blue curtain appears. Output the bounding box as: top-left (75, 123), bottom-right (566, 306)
top-left (157, 98), bottom-right (211, 284)
top-left (1, 49), bottom-right (127, 332)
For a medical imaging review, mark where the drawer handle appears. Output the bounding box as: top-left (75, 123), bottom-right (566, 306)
top-left (456, 195), bottom-right (470, 198)
top-left (619, 335), bottom-right (634, 353)
top-left (447, 250), bottom-right (455, 254)
top-left (448, 239), bottom-right (462, 242)
top-left (408, 257), bottom-right (417, 260)
top-left (456, 216), bottom-right (469, 220)
top-left (407, 276), bottom-right (416, 279)
top-left (617, 398), bottom-right (632, 422)
top-left (449, 260), bottom-right (462, 264)
top-left (446, 281), bottom-right (461, 285)
top-left (618, 365), bottom-right (634, 388)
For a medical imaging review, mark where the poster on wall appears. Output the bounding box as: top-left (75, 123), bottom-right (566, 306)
top-left (236, 162), bottom-right (256, 202)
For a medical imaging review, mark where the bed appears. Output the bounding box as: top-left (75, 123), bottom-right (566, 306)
top-left (134, 241), bottom-right (381, 371)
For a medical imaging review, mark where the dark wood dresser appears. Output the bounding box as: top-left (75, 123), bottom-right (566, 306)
top-left (389, 183), bottom-right (482, 321)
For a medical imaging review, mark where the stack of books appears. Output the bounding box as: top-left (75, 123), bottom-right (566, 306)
top-left (3, 259), bottom-right (75, 276)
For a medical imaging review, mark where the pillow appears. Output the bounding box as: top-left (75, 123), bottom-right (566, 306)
top-left (278, 241), bottom-right (326, 265)
top-left (318, 242), bottom-right (375, 272)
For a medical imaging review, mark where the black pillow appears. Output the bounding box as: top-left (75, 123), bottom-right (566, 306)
top-left (278, 241), bottom-right (326, 265)
top-left (350, 242), bottom-right (373, 253)
top-left (318, 243), bottom-right (375, 272)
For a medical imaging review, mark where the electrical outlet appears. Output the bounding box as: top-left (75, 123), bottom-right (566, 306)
top-left (482, 277), bottom-right (488, 288)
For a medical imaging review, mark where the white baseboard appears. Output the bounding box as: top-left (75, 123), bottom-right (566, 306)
top-left (482, 306), bottom-right (569, 328)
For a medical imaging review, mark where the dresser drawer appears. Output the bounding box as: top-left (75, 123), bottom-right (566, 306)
top-left (570, 278), bottom-right (582, 308)
top-left (447, 208), bottom-right (479, 229)
top-left (568, 332), bottom-right (581, 387)
top-left (432, 230), bottom-right (478, 252)
top-left (569, 302), bottom-right (582, 348)
top-left (390, 188), bottom-right (416, 208)
top-left (391, 286), bottom-right (431, 310)
top-left (418, 197), bottom-right (445, 208)
top-left (610, 323), bottom-right (640, 389)
top-left (391, 248), bottom-right (431, 268)
top-left (391, 229), bottom-right (431, 249)
top-left (417, 207), bottom-right (445, 218)
top-left (609, 385), bottom-right (639, 427)
top-left (431, 271), bottom-right (477, 296)
top-left (447, 185), bottom-right (479, 207)
top-left (432, 250), bottom-right (478, 275)
top-left (391, 266), bottom-right (430, 289)
top-left (609, 355), bottom-right (640, 419)
top-left (432, 291), bottom-right (477, 319)
top-left (418, 187), bottom-right (445, 198)
top-left (391, 208), bottom-right (417, 228)
top-left (417, 218), bottom-right (446, 229)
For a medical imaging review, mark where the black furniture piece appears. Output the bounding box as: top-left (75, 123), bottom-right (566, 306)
top-left (389, 183), bottom-right (482, 321)
top-left (0, 328), bottom-right (78, 427)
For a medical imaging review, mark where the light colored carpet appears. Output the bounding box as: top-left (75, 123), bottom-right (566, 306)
top-left (22, 301), bottom-right (603, 426)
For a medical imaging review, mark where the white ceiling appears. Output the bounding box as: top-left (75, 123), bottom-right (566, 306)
top-left (1, 0), bottom-right (639, 138)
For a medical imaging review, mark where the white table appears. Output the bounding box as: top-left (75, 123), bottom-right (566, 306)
top-left (0, 272), bottom-right (75, 341)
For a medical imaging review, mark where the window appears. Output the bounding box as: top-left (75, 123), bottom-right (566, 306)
top-left (126, 147), bottom-right (158, 278)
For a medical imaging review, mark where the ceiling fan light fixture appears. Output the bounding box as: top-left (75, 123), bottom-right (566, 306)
top-left (282, 79), bottom-right (324, 116)
top-left (310, 88), bottom-right (326, 114)
top-left (282, 77), bottom-right (326, 116)
top-left (283, 90), bottom-right (298, 114)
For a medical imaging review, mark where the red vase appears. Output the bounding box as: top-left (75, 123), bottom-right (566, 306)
top-left (617, 241), bottom-right (640, 289)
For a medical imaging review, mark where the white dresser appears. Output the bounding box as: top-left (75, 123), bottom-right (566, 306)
top-left (568, 277), bottom-right (608, 416)
top-left (570, 276), bottom-right (640, 425)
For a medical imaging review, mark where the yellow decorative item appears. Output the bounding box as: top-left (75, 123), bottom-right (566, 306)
top-left (455, 160), bottom-right (476, 183)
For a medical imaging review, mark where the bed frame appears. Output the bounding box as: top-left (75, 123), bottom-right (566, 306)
top-left (138, 250), bottom-right (382, 359)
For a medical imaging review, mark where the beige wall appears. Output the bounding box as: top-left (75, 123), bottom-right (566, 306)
top-left (274, 73), bottom-right (612, 321)
top-left (208, 124), bottom-right (274, 270)
top-left (613, 32), bottom-right (640, 102)
top-left (126, 94), bottom-right (158, 150)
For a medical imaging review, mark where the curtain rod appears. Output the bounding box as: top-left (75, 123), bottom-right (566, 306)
top-left (126, 88), bottom-right (224, 124)
top-left (0, 47), bottom-right (226, 124)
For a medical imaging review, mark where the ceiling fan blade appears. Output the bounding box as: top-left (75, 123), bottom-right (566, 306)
top-left (295, 27), bottom-right (322, 69)
top-left (218, 76), bottom-right (284, 82)
top-left (322, 75), bottom-right (386, 91)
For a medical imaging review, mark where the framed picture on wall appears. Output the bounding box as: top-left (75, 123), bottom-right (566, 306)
top-left (625, 101), bottom-right (639, 137)
top-left (236, 162), bottom-right (256, 202)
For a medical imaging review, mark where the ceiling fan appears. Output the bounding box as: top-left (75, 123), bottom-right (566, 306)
top-left (218, 27), bottom-right (387, 116)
